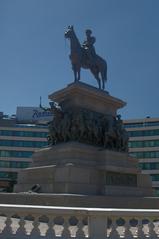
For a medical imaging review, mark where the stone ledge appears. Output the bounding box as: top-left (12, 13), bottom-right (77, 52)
top-left (0, 193), bottom-right (158, 209)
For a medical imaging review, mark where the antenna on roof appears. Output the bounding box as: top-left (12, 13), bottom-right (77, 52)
top-left (39, 96), bottom-right (42, 108)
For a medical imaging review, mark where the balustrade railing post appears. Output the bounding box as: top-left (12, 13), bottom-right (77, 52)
top-left (137, 218), bottom-right (146, 239)
top-left (62, 216), bottom-right (70, 239)
top-left (109, 217), bottom-right (119, 239)
top-left (124, 218), bottom-right (133, 239)
top-left (46, 216), bottom-right (55, 238)
top-left (88, 214), bottom-right (106, 239)
top-left (16, 215), bottom-right (27, 238)
top-left (76, 216), bottom-right (85, 238)
top-left (1, 214), bottom-right (13, 236)
top-left (30, 216), bottom-right (40, 239)
top-left (149, 220), bottom-right (158, 239)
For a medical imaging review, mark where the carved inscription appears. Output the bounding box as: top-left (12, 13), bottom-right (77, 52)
top-left (106, 172), bottom-right (137, 187)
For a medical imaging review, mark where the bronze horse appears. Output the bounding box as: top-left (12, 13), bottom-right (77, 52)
top-left (65, 26), bottom-right (107, 90)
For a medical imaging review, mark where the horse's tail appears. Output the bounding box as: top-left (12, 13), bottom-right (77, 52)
top-left (100, 61), bottom-right (107, 90)
top-left (104, 62), bottom-right (107, 83)
top-left (102, 62), bottom-right (107, 83)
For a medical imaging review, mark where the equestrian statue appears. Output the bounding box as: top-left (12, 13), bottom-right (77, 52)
top-left (65, 26), bottom-right (107, 90)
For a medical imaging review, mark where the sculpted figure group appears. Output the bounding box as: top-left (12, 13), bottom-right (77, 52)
top-left (47, 102), bottom-right (128, 152)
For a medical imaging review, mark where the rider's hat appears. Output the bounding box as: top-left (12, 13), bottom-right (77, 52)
top-left (86, 29), bottom-right (92, 35)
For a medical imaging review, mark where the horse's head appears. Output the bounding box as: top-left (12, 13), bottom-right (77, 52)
top-left (64, 25), bottom-right (74, 39)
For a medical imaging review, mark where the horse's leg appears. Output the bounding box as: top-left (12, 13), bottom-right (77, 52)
top-left (95, 73), bottom-right (101, 89)
top-left (101, 71), bottom-right (105, 90)
top-left (77, 66), bottom-right (81, 81)
top-left (90, 67), bottom-right (101, 89)
top-left (72, 64), bottom-right (77, 82)
top-left (101, 64), bottom-right (107, 90)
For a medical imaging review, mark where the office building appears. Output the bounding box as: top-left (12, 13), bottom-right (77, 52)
top-left (0, 107), bottom-right (51, 191)
top-left (124, 117), bottom-right (159, 196)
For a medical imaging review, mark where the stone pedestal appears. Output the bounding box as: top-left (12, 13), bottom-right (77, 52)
top-left (49, 82), bottom-right (126, 116)
top-left (15, 142), bottom-right (152, 196)
top-left (14, 82), bottom-right (153, 198)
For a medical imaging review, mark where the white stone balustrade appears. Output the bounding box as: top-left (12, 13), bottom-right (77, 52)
top-left (0, 204), bottom-right (159, 238)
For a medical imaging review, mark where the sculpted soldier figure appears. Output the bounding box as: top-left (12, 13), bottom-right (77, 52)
top-left (82, 29), bottom-right (96, 67)
top-left (116, 115), bottom-right (129, 151)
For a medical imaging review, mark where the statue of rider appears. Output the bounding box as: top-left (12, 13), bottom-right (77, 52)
top-left (82, 29), bottom-right (96, 67)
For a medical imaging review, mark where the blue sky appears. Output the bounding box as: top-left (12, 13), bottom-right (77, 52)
top-left (0, 0), bottom-right (159, 119)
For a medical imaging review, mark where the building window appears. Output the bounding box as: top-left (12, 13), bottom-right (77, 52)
top-left (127, 129), bottom-right (159, 137)
top-left (129, 140), bottom-right (159, 148)
top-left (0, 160), bottom-right (30, 168)
top-left (124, 121), bottom-right (159, 128)
top-left (139, 163), bottom-right (159, 170)
top-left (0, 139), bottom-right (48, 148)
top-left (0, 150), bottom-right (33, 158)
top-left (0, 171), bottom-right (17, 180)
top-left (154, 188), bottom-right (159, 196)
top-left (151, 174), bottom-right (159, 181)
top-left (130, 151), bottom-right (159, 159)
top-left (0, 130), bottom-right (48, 138)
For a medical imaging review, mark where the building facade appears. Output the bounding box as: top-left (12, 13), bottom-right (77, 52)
top-left (124, 117), bottom-right (159, 196)
top-left (0, 108), bottom-right (50, 192)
